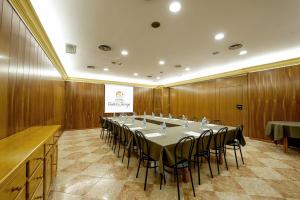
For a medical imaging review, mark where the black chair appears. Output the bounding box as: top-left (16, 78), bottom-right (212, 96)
top-left (111, 121), bottom-right (121, 152)
top-left (209, 120), bottom-right (224, 125)
top-left (160, 136), bottom-right (196, 200)
top-left (120, 125), bottom-right (134, 168)
top-left (135, 130), bottom-right (158, 191)
top-left (99, 116), bottom-right (108, 139)
top-left (226, 125), bottom-right (245, 169)
top-left (105, 119), bottom-right (113, 144)
top-left (193, 129), bottom-right (213, 185)
top-left (211, 127), bottom-right (228, 174)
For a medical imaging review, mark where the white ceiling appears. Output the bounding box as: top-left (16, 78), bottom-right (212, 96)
top-left (31, 0), bottom-right (300, 85)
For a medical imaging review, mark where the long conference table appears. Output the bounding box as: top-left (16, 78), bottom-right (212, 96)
top-left (106, 115), bottom-right (246, 174)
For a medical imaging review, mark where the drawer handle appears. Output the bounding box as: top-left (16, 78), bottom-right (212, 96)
top-left (34, 195), bottom-right (43, 199)
top-left (11, 186), bottom-right (22, 192)
top-left (34, 157), bottom-right (44, 161)
top-left (47, 144), bottom-right (54, 146)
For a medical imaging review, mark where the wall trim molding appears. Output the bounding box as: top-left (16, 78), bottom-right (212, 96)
top-left (8, 0), bottom-right (68, 80)
top-left (66, 77), bottom-right (156, 88)
top-left (162, 57), bottom-right (300, 87)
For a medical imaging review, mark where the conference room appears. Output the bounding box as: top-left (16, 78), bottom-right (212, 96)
top-left (0, 0), bottom-right (300, 200)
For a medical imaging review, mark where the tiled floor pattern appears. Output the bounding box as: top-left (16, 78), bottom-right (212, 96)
top-left (49, 129), bottom-right (300, 200)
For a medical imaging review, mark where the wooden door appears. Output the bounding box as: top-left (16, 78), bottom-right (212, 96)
top-left (219, 85), bottom-right (243, 126)
top-left (216, 75), bottom-right (248, 136)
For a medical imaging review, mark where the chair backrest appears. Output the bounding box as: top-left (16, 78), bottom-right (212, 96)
top-left (174, 136), bottom-right (195, 165)
top-left (233, 125), bottom-right (243, 141)
top-left (122, 124), bottom-right (132, 143)
top-left (135, 130), bottom-right (150, 157)
top-left (107, 119), bottom-right (113, 132)
top-left (209, 120), bottom-right (224, 125)
top-left (99, 116), bottom-right (107, 128)
top-left (112, 121), bottom-right (121, 136)
top-left (196, 129), bottom-right (213, 153)
top-left (214, 127), bottom-right (228, 148)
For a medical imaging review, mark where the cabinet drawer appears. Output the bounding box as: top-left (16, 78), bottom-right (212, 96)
top-left (27, 162), bottom-right (43, 200)
top-left (44, 136), bottom-right (54, 155)
top-left (30, 180), bottom-right (43, 200)
top-left (15, 187), bottom-right (26, 200)
top-left (27, 145), bottom-right (44, 178)
top-left (0, 164), bottom-right (26, 200)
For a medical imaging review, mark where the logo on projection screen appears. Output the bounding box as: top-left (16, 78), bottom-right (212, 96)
top-left (105, 84), bottom-right (133, 113)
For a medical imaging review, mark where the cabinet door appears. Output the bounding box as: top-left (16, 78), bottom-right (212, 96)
top-left (44, 148), bottom-right (53, 200)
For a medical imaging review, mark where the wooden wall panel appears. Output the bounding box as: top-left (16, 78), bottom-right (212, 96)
top-left (153, 88), bottom-right (162, 115)
top-left (65, 83), bottom-right (154, 129)
top-left (133, 87), bottom-right (154, 115)
top-left (169, 77), bottom-right (248, 135)
top-left (0, 0), bottom-right (65, 139)
top-left (65, 82), bottom-right (104, 130)
top-left (249, 65), bottom-right (300, 140)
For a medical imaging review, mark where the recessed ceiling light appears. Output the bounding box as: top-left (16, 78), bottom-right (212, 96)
top-left (103, 68), bottom-right (109, 71)
top-left (185, 67), bottom-right (190, 71)
top-left (214, 32), bottom-right (225, 40)
top-left (121, 50), bottom-right (128, 56)
top-left (169, 1), bottom-right (181, 13)
top-left (159, 60), bottom-right (165, 65)
top-left (156, 76), bottom-right (161, 80)
top-left (133, 73), bottom-right (138, 76)
top-left (239, 50), bottom-right (248, 55)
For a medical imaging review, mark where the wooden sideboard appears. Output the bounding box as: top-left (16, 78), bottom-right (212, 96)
top-left (0, 125), bottom-right (61, 200)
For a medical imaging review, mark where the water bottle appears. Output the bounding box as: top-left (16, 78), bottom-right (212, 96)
top-left (160, 113), bottom-right (163, 118)
top-left (113, 112), bottom-right (116, 117)
top-left (169, 113), bottom-right (172, 119)
top-left (182, 115), bottom-right (186, 120)
top-left (131, 117), bottom-right (135, 124)
top-left (144, 111), bottom-right (146, 116)
top-left (184, 119), bottom-right (189, 129)
top-left (152, 112), bottom-right (155, 117)
top-left (143, 118), bottom-right (147, 128)
top-left (161, 121), bottom-right (167, 134)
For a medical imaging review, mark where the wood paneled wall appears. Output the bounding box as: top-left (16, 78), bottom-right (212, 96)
top-left (64, 82), bottom-right (154, 129)
top-left (170, 76), bottom-right (249, 136)
top-left (0, 0), bottom-right (65, 139)
top-left (134, 87), bottom-right (154, 115)
top-left (65, 82), bottom-right (104, 130)
top-left (248, 65), bottom-right (300, 140)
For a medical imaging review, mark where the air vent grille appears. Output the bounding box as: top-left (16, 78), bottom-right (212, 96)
top-left (65, 43), bottom-right (77, 54)
top-left (228, 43), bottom-right (243, 50)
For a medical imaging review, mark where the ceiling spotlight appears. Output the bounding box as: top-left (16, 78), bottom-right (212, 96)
top-left (133, 73), bottom-right (138, 76)
top-left (169, 1), bottom-right (181, 13)
top-left (159, 60), bottom-right (165, 65)
top-left (214, 32), bottom-right (225, 40)
top-left (103, 68), bottom-right (109, 71)
top-left (121, 50), bottom-right (128, 56)
top-left (239, 50), bottom-right (248, 55)
top-left (185, 67), bottom-right (190, 71)
top-left (156, 77), bottom-right (161, 80)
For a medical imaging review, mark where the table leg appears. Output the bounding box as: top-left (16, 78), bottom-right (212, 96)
top-left (283, 134), bottom-right (288, 153)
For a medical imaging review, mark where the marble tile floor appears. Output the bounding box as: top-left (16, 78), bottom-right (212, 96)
top-left (49, 129), bottom-right (300, 200)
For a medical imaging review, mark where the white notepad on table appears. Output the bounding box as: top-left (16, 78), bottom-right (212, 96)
top-left (145, 133), bottom-right (162, 138)
top-left (184, 131), bottom-right (201, 137)
top-left (130, 127), bottom-right (143, 131)
top-left (124, 123), bottom-right (133, 126)
top-left (202, 128), bottom-right (218, 133)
